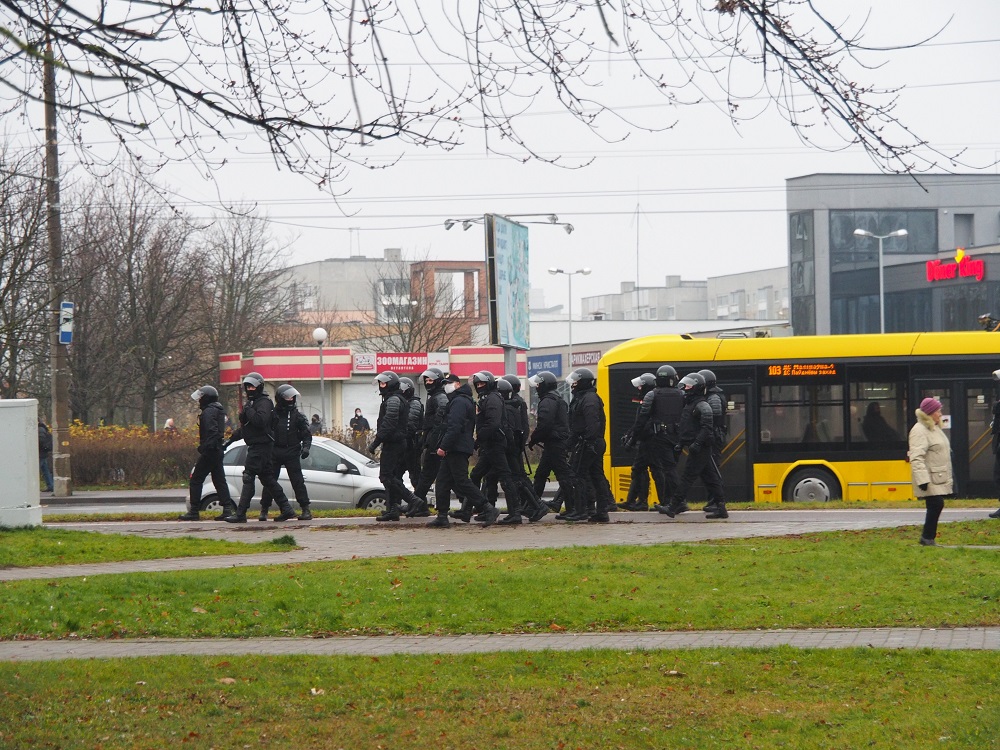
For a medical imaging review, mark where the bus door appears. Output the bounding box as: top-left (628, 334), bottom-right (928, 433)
top-left (684, 383), bottom-right (751, 503)
top-left (914, 379), bottom-right (994, 498)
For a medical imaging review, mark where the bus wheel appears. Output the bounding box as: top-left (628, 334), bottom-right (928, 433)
top-left (783, 468), bottom-right (841, 503)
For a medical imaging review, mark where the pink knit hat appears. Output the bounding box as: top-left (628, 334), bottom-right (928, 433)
top-left (920, 397), bottom-right (942, 415)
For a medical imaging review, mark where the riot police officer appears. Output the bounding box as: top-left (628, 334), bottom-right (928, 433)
top-left (259, 384), bottom-right (313, 521)
top-left (407, 367), bottom-right (448, 517)
top-left (698, 369), bottom-right (729, 519)
top-left (658, 372), bottom-right (725, 519)
top-left (622, 364), bottom-right (683, 511)
top-left (528, 371), bottom-right (576, 512)
top-left (180, 384), bottom-right (236, 521)
top-left (370, 371), bottom-right (409, 521)
top-left (564, 367), bottom-right (615, 523)
top-left (225, 372), bottom-right (297, 523)
top-left (500, 374), bottom-right (548, 522)
top-left (398, 376), bottom-right (428, 517)
top-left (469, 371), bottom-right (521, 524)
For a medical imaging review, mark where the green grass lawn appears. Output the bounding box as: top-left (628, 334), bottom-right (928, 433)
top-left (0, 526), bottom-right (297, 568)
top-left (2, 521), bottom-right (998, 640)
top-left (0, 648), bottom-right (996, 749)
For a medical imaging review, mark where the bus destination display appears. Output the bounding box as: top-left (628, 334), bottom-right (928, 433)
top-left (767, 363), bottom-right (837, 377)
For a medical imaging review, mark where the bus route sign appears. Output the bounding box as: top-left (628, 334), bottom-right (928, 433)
top-left (767, 363), bottom-right (837, 377)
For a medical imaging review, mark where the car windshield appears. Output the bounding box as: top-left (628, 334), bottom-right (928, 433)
top-left (314, 437), bottom-right (378, 466)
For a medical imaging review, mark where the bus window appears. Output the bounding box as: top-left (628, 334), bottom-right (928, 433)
top-left (760, 383), bottom-right (844, 446)
top-left (850, 380), bottom-right (906, 445)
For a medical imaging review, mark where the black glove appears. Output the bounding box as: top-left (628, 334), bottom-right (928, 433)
top-left (918, 482), bottom-right (929, 491)
top-left (300, 447), bottom-right (310, 460)
top-left (689, 441), bottom-right (703, 454)
top-left (673, 444), bottom-right (683, 455)
top-left (368, 438), bottom-right (381, 453)
top-left (527, 440), bottom-right (537, 450)
top-left (222, 438), bottom-right (233, 451)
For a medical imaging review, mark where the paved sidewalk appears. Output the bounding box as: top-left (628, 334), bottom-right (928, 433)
top-left (2, 627), bottom-right (999, 662)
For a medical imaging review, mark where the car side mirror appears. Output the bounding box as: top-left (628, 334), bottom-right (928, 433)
top-left (337, 463), bottom-right (349, 474)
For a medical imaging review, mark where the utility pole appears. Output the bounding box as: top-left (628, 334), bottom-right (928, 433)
top-left (44, 38), bottom-right (73, 496)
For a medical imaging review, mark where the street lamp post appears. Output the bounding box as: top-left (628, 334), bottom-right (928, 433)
top-left (312, 327), bottom-right (328, 431)
top-left (548, 267), bottom-right (591, 370)
top-left (853, 228), bottom-right (908, 334)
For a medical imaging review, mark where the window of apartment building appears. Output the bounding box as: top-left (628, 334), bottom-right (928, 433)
top-left (789, 211), bottom-right (815, 334)
top-left (830, 210), bottom-right (937, 269)
top-left (665, 306), bottom-right (675, 320)
top-left (954, 213), bottom-right (974, 248)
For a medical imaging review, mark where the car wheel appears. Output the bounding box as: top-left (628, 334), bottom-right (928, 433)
top-left (200, 494), bottom-right (221, 512)
top-left (359, 491), bottom-right (387, 512)
top-left (783, 467), bottom-right (841, 503)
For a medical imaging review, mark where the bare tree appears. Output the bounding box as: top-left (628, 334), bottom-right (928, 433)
top-left (0, 1), bottom-right (971, 190)
top-left (192, 210), bottom-right (297, 380)
top-left (0, 147), bottom-right (49, 402)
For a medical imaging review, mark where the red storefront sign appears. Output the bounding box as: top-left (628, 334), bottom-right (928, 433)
top-left (926, 249), bottom-right (985, 283)
top-left (376, 352), bottom-right (429, 373)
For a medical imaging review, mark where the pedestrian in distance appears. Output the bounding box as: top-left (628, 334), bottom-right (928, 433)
top-left (431, 373), bottom-right (498, 528)
top-left (37, 417), bottom-right (54, 493)
top-left (527, 370), bottom-right (577, 514)
top-left (370, 371), bottom-right (409, 522)
top-left (350, 407), bottom-right (370, 450)
top-left (908, 396), bottom-right (953, 545)
top-left (309, 413), bottom-right (323, 436)
top-left (180, 385), bottom-right (236, 521)
top-left (225, 372), bottom-right (297, 523)
top-left (259, 384), bottom-right (314, 521)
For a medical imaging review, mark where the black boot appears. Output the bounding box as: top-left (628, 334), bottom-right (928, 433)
top-left (497, 513), bottom-right (522, 525)
top-left (258, 510), bottom-right (269, 522)
top-left (377, 501), bottom-right (401, 522)
top-left (177, 510), bottom-right (200, 521)
top-left (449, 498), bottom-right (473, 521)
top-left (274, 497), bottom-right (298, 522)
top-left (215, 500), bottom-right (236, 521)
top-left (405, 496), bottom-right (431, 518)
top-left (298, 505), bottom-right (313, 521)
top-left (705, 502), bottom-right (729, 519)
top-left (427, 513), bottom-right (450, 528)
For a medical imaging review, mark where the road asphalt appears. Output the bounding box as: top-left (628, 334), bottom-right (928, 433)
top-left (3, 502), bottom-right (998, 662)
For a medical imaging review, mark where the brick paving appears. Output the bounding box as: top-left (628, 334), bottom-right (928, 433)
top-left (2, 508), bottom-right (997, 661)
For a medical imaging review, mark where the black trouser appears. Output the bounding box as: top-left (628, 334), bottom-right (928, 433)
top-left (573, 439), bottom-right (614, 515)
top-left (236, 443), bottom-right (291, 514)
top-left (706, 443), bottom-right (726, 505)
top-left (482, 442), bottom-right (541, 516)
top-left (993, 452), bottom-right (1000, 498)
top-left (532, 441), bottom-right (576, 505)
top-left (474, 441), bottom-right (520, 513)
top-left (922, 495), bottom-right (945, 539)
top-left (413, 445), bottom-right (442, 500)
top-left (189, 448), bottom-right (233, 512)
top-left (404, 437), bottom-right (422, 487)
top-left (261, 448), bottom-right (309, 511)
top-left (644, 437), bottom-right (679, 507)
top-left (435, 451), bottom-right (488, 514)
top-left (378, 440), bottom-right (408, 510)
top-left (672, 446), bottom-right (724, 504)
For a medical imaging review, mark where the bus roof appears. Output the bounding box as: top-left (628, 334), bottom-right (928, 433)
top-left (600, 331), bottom-right (1000, 368)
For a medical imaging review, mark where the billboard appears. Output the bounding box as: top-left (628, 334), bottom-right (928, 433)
top-left (486, 214), bottom-right (530, 350)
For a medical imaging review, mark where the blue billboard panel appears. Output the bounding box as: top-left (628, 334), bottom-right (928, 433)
top-left (527, 354), bottom-right (562, 378)
top-left (487, 215), bottom-right (530, 350)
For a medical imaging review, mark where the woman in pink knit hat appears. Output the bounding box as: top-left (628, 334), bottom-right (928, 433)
top-left (907, 396), bottom-right (952, 546)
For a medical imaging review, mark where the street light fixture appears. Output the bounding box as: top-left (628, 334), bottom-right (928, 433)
top-left (853, 228), bottom-right (908, 334)
top-left (312, 327), bottom-right (328, 432)
top-left (548, 267), bottom-right (591, 369)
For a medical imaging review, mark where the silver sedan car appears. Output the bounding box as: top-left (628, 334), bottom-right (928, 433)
top-left (199, 437), bottom-right (389, 513)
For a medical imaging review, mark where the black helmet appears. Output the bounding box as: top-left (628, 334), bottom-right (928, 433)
top-left (421, 367), bottom-right (444, 389)
top-left (697, 369), bottom-right (717, 389)
top-left (529, 371), bottom-right (559, 394)
top-left (566, 368), bottom-right (595, 390)
top-left (500, 374), bottom-right (521, 393)
top-left (655, 364), bottom-right (678, 388)
top-left (497, 378), bottom-right (513, 397)
top-left (275, 383), bottom-right (299, 406)
top-left (631, 373), bottom-right (656, 394)
top-left (679, 372), bottom-right (706, 398)
top-left (242, 372), bottom-right (264, 395)
top-left (374, 371), bottom-right (401, 392)
top-left (191, 385), bottom-right (219, 407)
top-left (471, 371), bottom-right (496, 393)
top-left (399, 377), bottom-right (415, 398)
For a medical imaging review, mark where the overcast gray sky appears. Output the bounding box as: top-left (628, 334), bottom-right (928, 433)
top-left (72, 1), bottom-right (1000, 314)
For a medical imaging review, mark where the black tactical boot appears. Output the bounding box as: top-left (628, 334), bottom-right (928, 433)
top-left (274, 499), bottom-right (298, 522)
top-left (427, 514), bottom-right (450, 528)
top-left (705, 503), bottom-right (729, 520)
top-left (215, 501), bottom-right (236, 521)
top-left (297, 506), bottom-right (313, 521)
top-left (405, 497), bottom-right (431, 518)
top-left (258, 510), bottom-right (269, 522)
top-left (376, 502), bottom-right (401, 522)
top-left (497, 513), bottom-right (522, 525)
top-left (177, 510), bottom-right (200, 521)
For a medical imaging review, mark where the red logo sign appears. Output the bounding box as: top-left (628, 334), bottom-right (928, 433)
top-left (926, 249), bottom-right (985, 283)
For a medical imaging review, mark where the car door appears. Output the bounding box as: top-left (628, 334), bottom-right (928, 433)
top-left (298, 442), bottom-right (361, 508)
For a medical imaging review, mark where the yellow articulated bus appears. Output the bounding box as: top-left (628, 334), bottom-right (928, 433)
top-left (596, 331), bottom-right (1000, 504)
